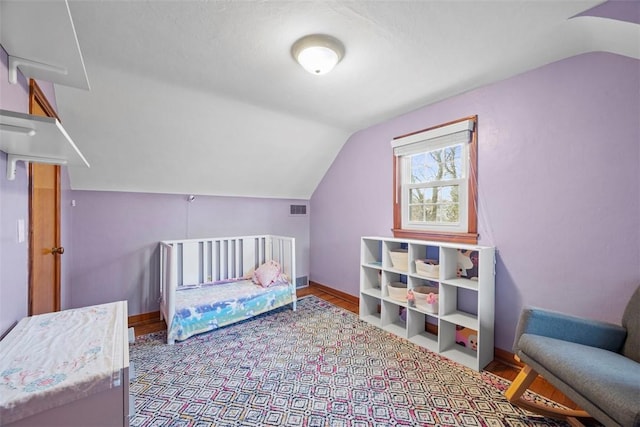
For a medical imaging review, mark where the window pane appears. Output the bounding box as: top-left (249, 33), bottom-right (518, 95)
top-left (436, 203), bottom-right (458, 223)
top-left (409, 205), bottom-right (424, 222)
top-left (410, 144), bottom-right (464, 184)
top-left (437, 185), bottom-right (458, 203)
top-left (410, 188), bottom-right (426, 203)
top-left (407, 185), bottom-right (459, 224)
top-left (442, 145), bottom-right (463, 180)
top-left (425, 204), bottom-right (437, 222)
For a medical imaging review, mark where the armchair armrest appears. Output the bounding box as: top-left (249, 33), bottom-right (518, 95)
top-left (513, 307), bottom-right (627, 353)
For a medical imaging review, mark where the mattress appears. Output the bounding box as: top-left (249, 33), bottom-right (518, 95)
top-left (0, 302), bottom-right (125, 425)
top-left (169, 279), bottom-right (292, 342)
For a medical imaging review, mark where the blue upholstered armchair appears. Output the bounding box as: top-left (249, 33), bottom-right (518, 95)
top-left (505, 285), bottom-right (640, 427)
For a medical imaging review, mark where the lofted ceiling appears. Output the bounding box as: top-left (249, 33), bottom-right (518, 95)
top-left (3, 1), bottom-right (639, 199)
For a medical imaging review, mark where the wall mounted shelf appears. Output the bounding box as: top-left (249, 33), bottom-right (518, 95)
top-left (0, 0), bottom-right (90, 90)
top-left (0, 109), bottom-right (89, 180)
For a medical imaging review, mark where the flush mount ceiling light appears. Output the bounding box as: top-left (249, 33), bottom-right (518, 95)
top-left (291, 34), bottom-right (345, 75)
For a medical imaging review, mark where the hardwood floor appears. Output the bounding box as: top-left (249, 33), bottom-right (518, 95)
top-left (129, 284), bottom-right (579, 411)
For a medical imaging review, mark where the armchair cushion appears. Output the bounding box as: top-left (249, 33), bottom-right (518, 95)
top-left (518, 334), bottom-right (640, 427)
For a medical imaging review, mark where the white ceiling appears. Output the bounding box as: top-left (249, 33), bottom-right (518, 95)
top-left (6, 1), bottom-right (640, 199)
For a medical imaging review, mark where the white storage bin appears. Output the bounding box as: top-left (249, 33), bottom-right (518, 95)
top-left (389, 249), bottom-right (408, 271)
top-left (413, 285), bottom-right (439, 314)
top-left (387, 281), bottom-right (407, 302)
top-left (415, 259), bottom-right (439, 279)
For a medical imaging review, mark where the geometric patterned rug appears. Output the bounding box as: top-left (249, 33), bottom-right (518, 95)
top-left (129, 296), bottom-right (577, 427)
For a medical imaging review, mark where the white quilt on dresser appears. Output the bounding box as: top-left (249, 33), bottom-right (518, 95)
top-left (0, 302), bottom-right (125, 424)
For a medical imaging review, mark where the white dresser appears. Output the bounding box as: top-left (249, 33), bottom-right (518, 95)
top-left (0, 301), bottom-right (131, 427)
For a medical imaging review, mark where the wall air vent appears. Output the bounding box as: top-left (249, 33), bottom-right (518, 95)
top-left (296, 276), bottom-right (309, 288)
top-left (290, 204), bottom-right (308, 216)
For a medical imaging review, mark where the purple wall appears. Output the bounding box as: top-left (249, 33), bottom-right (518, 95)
top-left (68, 191), bottom-right (310, 315)
top-left (0, 46), bottom-right (30, 336)
top-left (60, 168), bottom-right (74, 309)
top-left (578, 0), bottom-right (640, 24)
top-left (0, 44), bottom-right (72, 335)
top-left (310, 52), bottom-right (640, 351)
top-left (0, 152), bottom-right (29, 336)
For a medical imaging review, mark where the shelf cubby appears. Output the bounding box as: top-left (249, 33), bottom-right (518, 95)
top-left (381, 271), bottom-right (407, 301)
top-left (439, 284), bottom-right (477, 326)
top-left (381, 300), bottom-right (407, 338)
top-left (360, 265), bottom-right (382, 296)
top-left (408, 242), bottom-right (440, 279)
top-left (407, 308), bottom-right (438, 352)
top-left (382, 241), bottom-right (409, 272)
top-left (359, 293), bottom-right (381, 327)
top-left (361, 238), bottom-right (383, 267)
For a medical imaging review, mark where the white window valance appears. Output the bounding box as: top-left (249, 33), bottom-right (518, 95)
top-left (391, 119), bottom-right (475, 157)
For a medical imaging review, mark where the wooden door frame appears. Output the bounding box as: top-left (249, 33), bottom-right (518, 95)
top-left (28, 79), bottom-right (61, 314)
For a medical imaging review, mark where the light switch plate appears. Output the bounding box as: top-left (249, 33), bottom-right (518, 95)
top-left (17, 218), bottom-right (25, 243)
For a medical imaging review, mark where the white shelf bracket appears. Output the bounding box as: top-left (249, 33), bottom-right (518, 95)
top-left (0, 123), bottom-right (36, 136)
top-left (7, 154), bottom-right (68, 181)
top-left (8, 55), bottom-right (68, 85)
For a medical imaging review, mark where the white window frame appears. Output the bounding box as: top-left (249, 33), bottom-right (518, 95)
top-left (392, 118), bottom-right (476, 236)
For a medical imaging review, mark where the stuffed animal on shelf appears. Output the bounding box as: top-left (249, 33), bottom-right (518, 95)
top-left (457, 250), bottom-right (479, 280)
top-left (455, 325), bottom-right (477, 351)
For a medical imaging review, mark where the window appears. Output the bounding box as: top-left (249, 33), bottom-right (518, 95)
top-left (392, 116), bottom-right (478, 244)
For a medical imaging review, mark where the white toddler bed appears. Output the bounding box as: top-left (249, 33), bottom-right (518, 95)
top-left (159, 235), bottom-right (296, 344)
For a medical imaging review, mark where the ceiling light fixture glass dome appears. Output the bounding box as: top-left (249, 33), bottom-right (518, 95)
top-left (291, 34), bottom-right (345, 75)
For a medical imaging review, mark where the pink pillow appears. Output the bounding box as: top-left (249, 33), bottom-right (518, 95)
top-left (252, 260), bottom-right (282, 287)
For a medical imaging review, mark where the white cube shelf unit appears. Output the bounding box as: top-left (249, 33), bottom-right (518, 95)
top-left (360, 236), bottom-right (495, 371)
